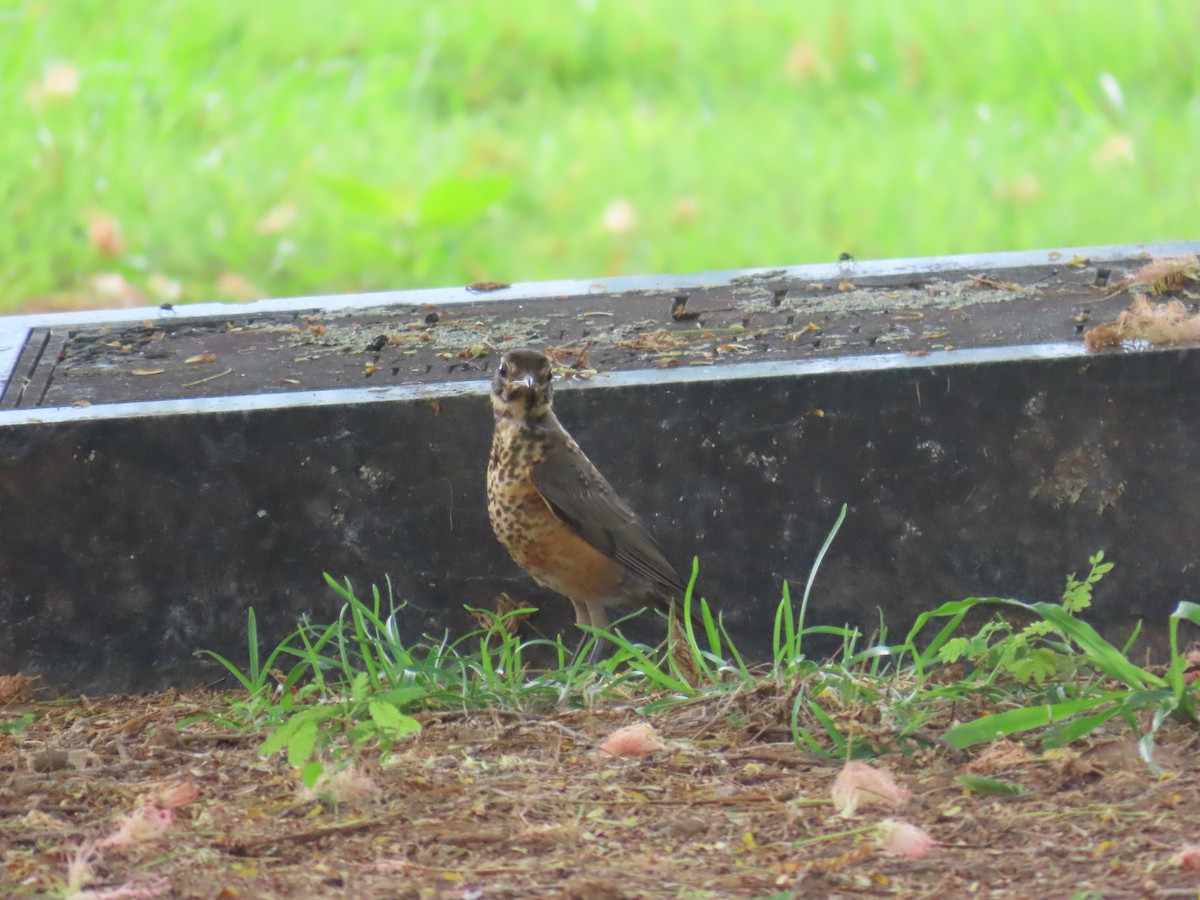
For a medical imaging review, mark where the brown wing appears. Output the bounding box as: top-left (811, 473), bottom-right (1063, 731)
top-left (530, 438), bottom-right (686, 600)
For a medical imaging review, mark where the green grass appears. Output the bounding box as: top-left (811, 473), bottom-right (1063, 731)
top-left (3, 0), bottom-right (1198, 313)
top-left (197, 506), bottom-right (1200, 786)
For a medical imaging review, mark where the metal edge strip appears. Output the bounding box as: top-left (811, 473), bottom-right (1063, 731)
top-left (0, 341), bottom-right (1090, 427)
top-left (0, 240), bottom-right (1195, 333)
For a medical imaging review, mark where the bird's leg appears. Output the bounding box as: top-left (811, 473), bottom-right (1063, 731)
top-left (585, 636), bottom-right (611, 665)
top-left (566, 599), bottom-right (597, 666)
top-left (585, 603), bottom-right (612, 665)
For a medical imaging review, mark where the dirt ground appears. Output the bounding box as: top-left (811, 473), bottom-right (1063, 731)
top-left (3, 680), bottom-right (1200, 900)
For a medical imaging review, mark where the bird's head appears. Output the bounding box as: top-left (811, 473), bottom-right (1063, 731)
top-left (491, 348), bottom-right (554, 419)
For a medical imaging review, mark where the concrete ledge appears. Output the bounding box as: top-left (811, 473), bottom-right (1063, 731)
top-left (2, 242), bottom-right (1198, 692)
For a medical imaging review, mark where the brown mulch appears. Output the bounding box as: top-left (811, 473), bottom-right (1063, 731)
top-left (2, 680), bottom-right (1199, 899)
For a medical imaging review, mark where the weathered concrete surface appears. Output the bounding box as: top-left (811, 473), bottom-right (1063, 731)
top-left (2, 243), bottom-right (1199, 692)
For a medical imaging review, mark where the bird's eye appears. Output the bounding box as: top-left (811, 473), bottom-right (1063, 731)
top-left (498, 363), bottom-right (509, 378)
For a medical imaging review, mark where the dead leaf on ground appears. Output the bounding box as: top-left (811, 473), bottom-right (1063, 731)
top-left (28, 61), bottom-right (79, 107)
top-left (27, 748), bottom-right (100, 772)
top-left (617, 329), bottom-right (687, 353)
top-left (86, 211), bottom-right (125, 257)
top-left (88, 273), bottom-right (144, 307)
top-left (147, 274), bottom-right (182, 302)
top-left (784, 40), bottom-right (830, 83)
top-left (601, 198), bottom-right (638, 235)
top-left (964, 737), bottom-right (1031, 774)
top-left (957, 274), bottom-right (1026, 297)
top-left (215, 272), bottom-right (263, 302)
top-left (1079, 739), bottom-right (1144, 771)
top-left (671, 197), bottom-right (699, 226)
top-left (0, 673), bottom-right (36, 704)
top-left (255, 202), bottom-right (299, 235)
top-left (1092, 133), bottom-right (1135, 167)
top-left (545, 341), bottom-right (592, 370)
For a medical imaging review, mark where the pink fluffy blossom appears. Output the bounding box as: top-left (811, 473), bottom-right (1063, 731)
top-left (876, 819), bottom-right (936, 858)
top-left (1173, 844), bottom-right (1200, 869)
top-left (831, 761), bottom-right (913, 817)
top-left (598, 723), bottom-right (667, 758)
top-left (96, 806), bottom-right (174, 851)
top-left (150, 779), bottom-right (198, 809)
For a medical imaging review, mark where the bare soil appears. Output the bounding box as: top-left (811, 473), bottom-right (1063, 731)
top-left (4, 682), bottom-right (1200, 899)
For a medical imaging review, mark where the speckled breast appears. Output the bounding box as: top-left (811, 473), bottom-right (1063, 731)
top-left (486, 418), bottom-right (620, 602)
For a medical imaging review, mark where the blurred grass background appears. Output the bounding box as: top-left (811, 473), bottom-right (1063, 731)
top-left (2, 0), bottom-right (1197, 314)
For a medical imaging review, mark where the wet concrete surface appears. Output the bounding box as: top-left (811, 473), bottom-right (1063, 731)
top-left (2, 245), bottom-right (1199, 691)
top-left (1, 251), bottom-right (1151, 409)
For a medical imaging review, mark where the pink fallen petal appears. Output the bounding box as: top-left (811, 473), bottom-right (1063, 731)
top-left (831, 760), bottom-right (913, 817)
top-left (366, 859), bottom-right (409, 874)
top-left (86, 211), bottom-right (124, 257)
top-left (598, 723), bottom-right (666, 758)
top-left (1173, 843), bottom-right (1200, 869)
top-left (303, 764), bottom-right (378, 805)
top-left (330, 764), bottom-right (379, 803)
top-left (96, 806), bottom-right (174, 850)
top-left (877, 819), bottom-right (936, 858)
top-left (255, 202), bottom-right (299, 235)
top-left (601, 198), bottom-right (638, 235)
top-left (151, 779), bottom-right (198, 809)
top-left (64, 841), bottom-right (100, 894)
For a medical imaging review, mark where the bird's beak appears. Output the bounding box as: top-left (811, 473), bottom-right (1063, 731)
top-left (518, 372), bottom-right (537, 389)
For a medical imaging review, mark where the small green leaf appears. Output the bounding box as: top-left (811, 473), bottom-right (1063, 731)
top-left (418, 175), bottom-right (511, 226)
top-left (1008, 647), bottom-right (1068, 684)
top-left (300, 760), bottom-right (325, 790)
top-left (287, 717), bottom-right (318, 767)
top-left (955, 774), bottom-right (1026, 796)
top-left (350, 670), bottom-right (371, 700)
top-left (368, 700), bottom-right (421, 737)
top-left (937, 636), bottom-right (971, 663)
top-left (259, 715), bottom-right (303, 758)
top-left (316, 173), bottom-right (403, 216)
top-left (1, 713), bottom-right (33, 735)
top-left (1171, 600), bottom-right (1200, 629)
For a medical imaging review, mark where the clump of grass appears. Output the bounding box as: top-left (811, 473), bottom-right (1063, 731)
top-left (895, 553), bottom-right (1200, 769)
top-left (199, 574), bottom-right (602, 786)
top-left (202, 513), bottom-right (1200, 784)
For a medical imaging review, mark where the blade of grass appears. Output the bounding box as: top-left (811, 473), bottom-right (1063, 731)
top-left (943, 693), bottom-right (1117, 748)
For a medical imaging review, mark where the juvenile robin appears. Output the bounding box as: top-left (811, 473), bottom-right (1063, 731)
top-left (486, 348), bottom-right (692, 659)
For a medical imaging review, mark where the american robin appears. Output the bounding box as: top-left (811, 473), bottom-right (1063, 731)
top-left (487, 348), bottom-right (692, 658)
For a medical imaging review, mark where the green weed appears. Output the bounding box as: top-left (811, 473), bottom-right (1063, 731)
top-left (203, 540), bottom-right (1200, 781)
